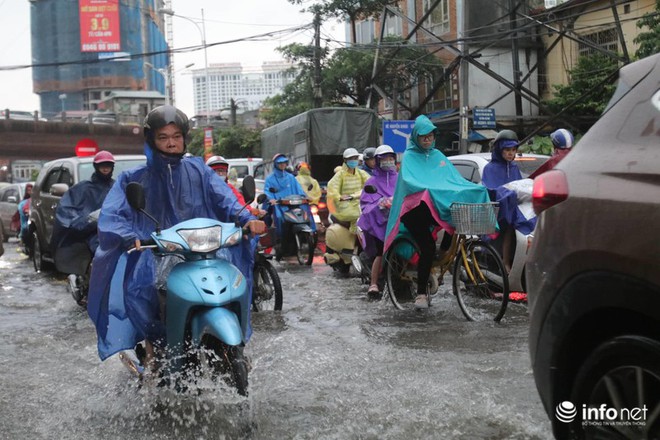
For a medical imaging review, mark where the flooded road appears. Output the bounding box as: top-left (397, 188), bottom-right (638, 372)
top-left (0, 242), bottom-right (552, 439)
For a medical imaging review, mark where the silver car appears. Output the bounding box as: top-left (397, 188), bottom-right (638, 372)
top-left (0, 182), bottom-right (34, 242)
top-left (29, 154), bottom-right (145, 272)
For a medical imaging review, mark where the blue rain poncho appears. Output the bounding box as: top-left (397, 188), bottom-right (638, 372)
top-left (384, 115), bottom-right (491, 251)
top-left (263, 167), bottom-right (316, 236)
top-left (52, 173), bottom-right (114, 274)
top-left (87, 146), bottom-right (256, 361)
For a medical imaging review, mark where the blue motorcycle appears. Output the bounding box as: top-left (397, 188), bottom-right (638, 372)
top-left (118, 177), bottom-right (257, 396)
top-left (262, 189), bottom-right (316, 265)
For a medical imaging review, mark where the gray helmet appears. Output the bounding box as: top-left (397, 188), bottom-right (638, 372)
top-left (363, 147), bottom-right (377, 160)
top-left (143, 105), bottom-right (190, 144)
top-left (493, 129), bottom-right (518, 143)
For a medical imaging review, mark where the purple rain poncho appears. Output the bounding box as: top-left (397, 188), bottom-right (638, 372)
top-left (357, 164), bottom-right (397, 257)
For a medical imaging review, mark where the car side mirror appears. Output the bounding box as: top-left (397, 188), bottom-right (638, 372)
top-left (241, 176), bottom-right (256, 204)
top-left (50, 183), bottom-right (69, 197)
top-left (256, 193), bottom-right (268, 204)
top-left (126, 182), bottom-right (145, 210)
top-left (364, 185), bottom-right (377, 194)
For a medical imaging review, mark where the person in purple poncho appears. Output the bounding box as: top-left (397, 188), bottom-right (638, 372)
top-left (357, 145), bottom-right (398, 300)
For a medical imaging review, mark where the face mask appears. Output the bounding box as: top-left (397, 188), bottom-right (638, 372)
top-left (346, 160), bottom-right (358, 169)
top-left (380, 159), bottom-right (395, 171)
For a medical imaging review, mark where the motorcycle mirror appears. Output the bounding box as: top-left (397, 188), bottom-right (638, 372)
top-left (257, 193), bottom-right (268, 204)
top-left (125, 182), bottom-right (161, 233)
top-left (126, 182), bottom-right (146, 210)
top-left (364, 185), bottom-right (378, 194)
top-left (241, 176), bottom-right (256, 204)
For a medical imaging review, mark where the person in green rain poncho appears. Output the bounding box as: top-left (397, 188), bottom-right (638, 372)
top-left (384, 115), bottom-right (490, 309)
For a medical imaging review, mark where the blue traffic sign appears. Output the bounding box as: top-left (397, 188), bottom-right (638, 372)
top-left (473, 108), bottom-right (496, 129)
top-left (382, 120), bottom-right (414, 153)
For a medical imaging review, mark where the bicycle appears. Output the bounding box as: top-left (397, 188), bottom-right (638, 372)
top-left (384, 202), bottom-right (510, 322)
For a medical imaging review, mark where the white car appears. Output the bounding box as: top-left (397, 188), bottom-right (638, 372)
top-left (448, 152), bottom-right (549, 184)
top-left (448, 152), bottom-right (550, 293)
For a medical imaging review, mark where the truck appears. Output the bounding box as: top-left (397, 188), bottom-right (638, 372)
top-left (260, 107), bottom-right (380, 183)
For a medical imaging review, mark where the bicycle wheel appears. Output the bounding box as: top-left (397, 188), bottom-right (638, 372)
top-left (252, 260), bottom-right (283, 311)
top-left (453, 239), bottom-right (509, 322)
top-left (385, 236), bottom-right (419, 310)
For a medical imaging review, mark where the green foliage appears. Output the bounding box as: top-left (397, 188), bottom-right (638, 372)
top-left (262, 37), bottom-right (443, 125)
top-left (544, 53), bottom-right (618, 117)
top-left (634, 0), bottom-right (660, 59)
top-left (186, 126), bottom-right (261, 159)
top-left (518, 135), bottom-right (554, 155)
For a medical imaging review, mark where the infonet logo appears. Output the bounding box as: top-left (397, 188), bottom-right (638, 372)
top-left (556, 401), bottom-right (648, 427)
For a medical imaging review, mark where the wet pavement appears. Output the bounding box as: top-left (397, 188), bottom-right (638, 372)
top-left (0, 241), bottom-right (553, 439)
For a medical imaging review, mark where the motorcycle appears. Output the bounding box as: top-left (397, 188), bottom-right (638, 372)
top-left (118, 177), bottom-right (257, 396)
top-left (323, 195), bottom-right (362, 275)
top-left (261, 189), bottom-right (316, 266)
top-left (252, 227), bottom-right (283, 311)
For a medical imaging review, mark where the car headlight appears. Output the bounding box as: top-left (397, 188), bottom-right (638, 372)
top-left (223, 230), bottom-right (241, 247)
top-left (178, 226), bottom-right (221, 252)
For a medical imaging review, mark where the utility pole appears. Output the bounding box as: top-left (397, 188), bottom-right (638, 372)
top-left (313, 12), bottom-right (323, 109)
top-left (230, 98), bottom-right (237, 126)
top-left (509, 0), bottom-right (523, 133)
top-left (457, 0), bottom-right (469, 154)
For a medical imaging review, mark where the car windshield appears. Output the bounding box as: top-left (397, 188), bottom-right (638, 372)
top-left (78, 159), bottom-right (145, 181)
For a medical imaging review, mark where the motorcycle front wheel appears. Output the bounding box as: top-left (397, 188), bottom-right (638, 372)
top-left (252, 259), bottom-right (283, 311)
top-left (295, 231), bottom-right (314, 265)
top-left (202, 336), bottom-right (249, 396)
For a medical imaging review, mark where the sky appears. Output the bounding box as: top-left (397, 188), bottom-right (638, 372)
top-left (0, 0), bottom-right (346, 118)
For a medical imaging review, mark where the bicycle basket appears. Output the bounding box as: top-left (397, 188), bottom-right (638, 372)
top-left (450, 202), bottom-right (499, 235)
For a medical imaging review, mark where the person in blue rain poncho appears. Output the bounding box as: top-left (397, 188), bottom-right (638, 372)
top-left (384, 115), bottom-right (491, 309)
top-left (87, 105), bottom-right (265, 368)
top-left (481, 129), bottom-right (535, 271)
top-left (263, 153), bottom-right (316, 243)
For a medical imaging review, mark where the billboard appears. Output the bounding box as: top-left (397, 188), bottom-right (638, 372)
top-left (79, 0), bottom-right (121, 53)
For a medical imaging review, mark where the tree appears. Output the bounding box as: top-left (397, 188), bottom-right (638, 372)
top-left (288, 0), bottom-right (393, 43)
top-left (634, 0), bottom-right (660, 59)
top-left (186, 126), bottom-right (261, 158)
top-left (544, 53), bottom-right (618, 120)
top-left (262, 38), bottom-right (443, 124)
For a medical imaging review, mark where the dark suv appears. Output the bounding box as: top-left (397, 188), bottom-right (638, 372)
top-left (29, 154), bottom-right (145, 272)
top-left (527, 53), bottom-right (660, 438)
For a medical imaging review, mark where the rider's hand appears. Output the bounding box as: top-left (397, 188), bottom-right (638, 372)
top-left (134, 239), bottom-right (142, 251)
top-left (269, 199), bottom-right (277, 206)
top-left (340, 195), bottom-right (352, 201)
top-left (247, 220), bottom-right (266, 235)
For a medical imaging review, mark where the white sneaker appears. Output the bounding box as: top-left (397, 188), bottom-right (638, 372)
top-left (414, 295), bottom-right (429, 309)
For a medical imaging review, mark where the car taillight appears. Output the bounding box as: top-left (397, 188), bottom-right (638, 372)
top-left (532, 169), bottom-right (568, 214)
top-left (317, 202), bottom-right (326, 210)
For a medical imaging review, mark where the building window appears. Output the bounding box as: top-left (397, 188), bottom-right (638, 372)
top-left (422, 0), bottom-right (450, 36)
top-left (384, 9), bottom-right (403, 37)
top-left (578, 28), bottom-right (618, 56)
top-left (355, 18), bottom-right (376, 44)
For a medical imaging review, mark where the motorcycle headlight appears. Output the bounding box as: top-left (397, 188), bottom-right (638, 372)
top-left (178, 226), bottom-right (222, 252)
top-left (223, 230), bottom-right (241, 247)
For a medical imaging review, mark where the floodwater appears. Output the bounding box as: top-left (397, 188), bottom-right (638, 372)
top-left (0, 242), bottom-right (552, 439)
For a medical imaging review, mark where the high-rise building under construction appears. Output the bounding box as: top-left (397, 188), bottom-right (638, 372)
top-left (30, 0), bottom-right (168, 118)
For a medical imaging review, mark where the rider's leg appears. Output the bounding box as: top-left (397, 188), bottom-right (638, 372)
top-left (401, 204), bottom-right (436, 299)
top-left (502, 225), bottom-right (514, 273)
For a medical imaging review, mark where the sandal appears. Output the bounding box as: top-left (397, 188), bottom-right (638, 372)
top-left (367, 284), bottom-right (382, 301)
